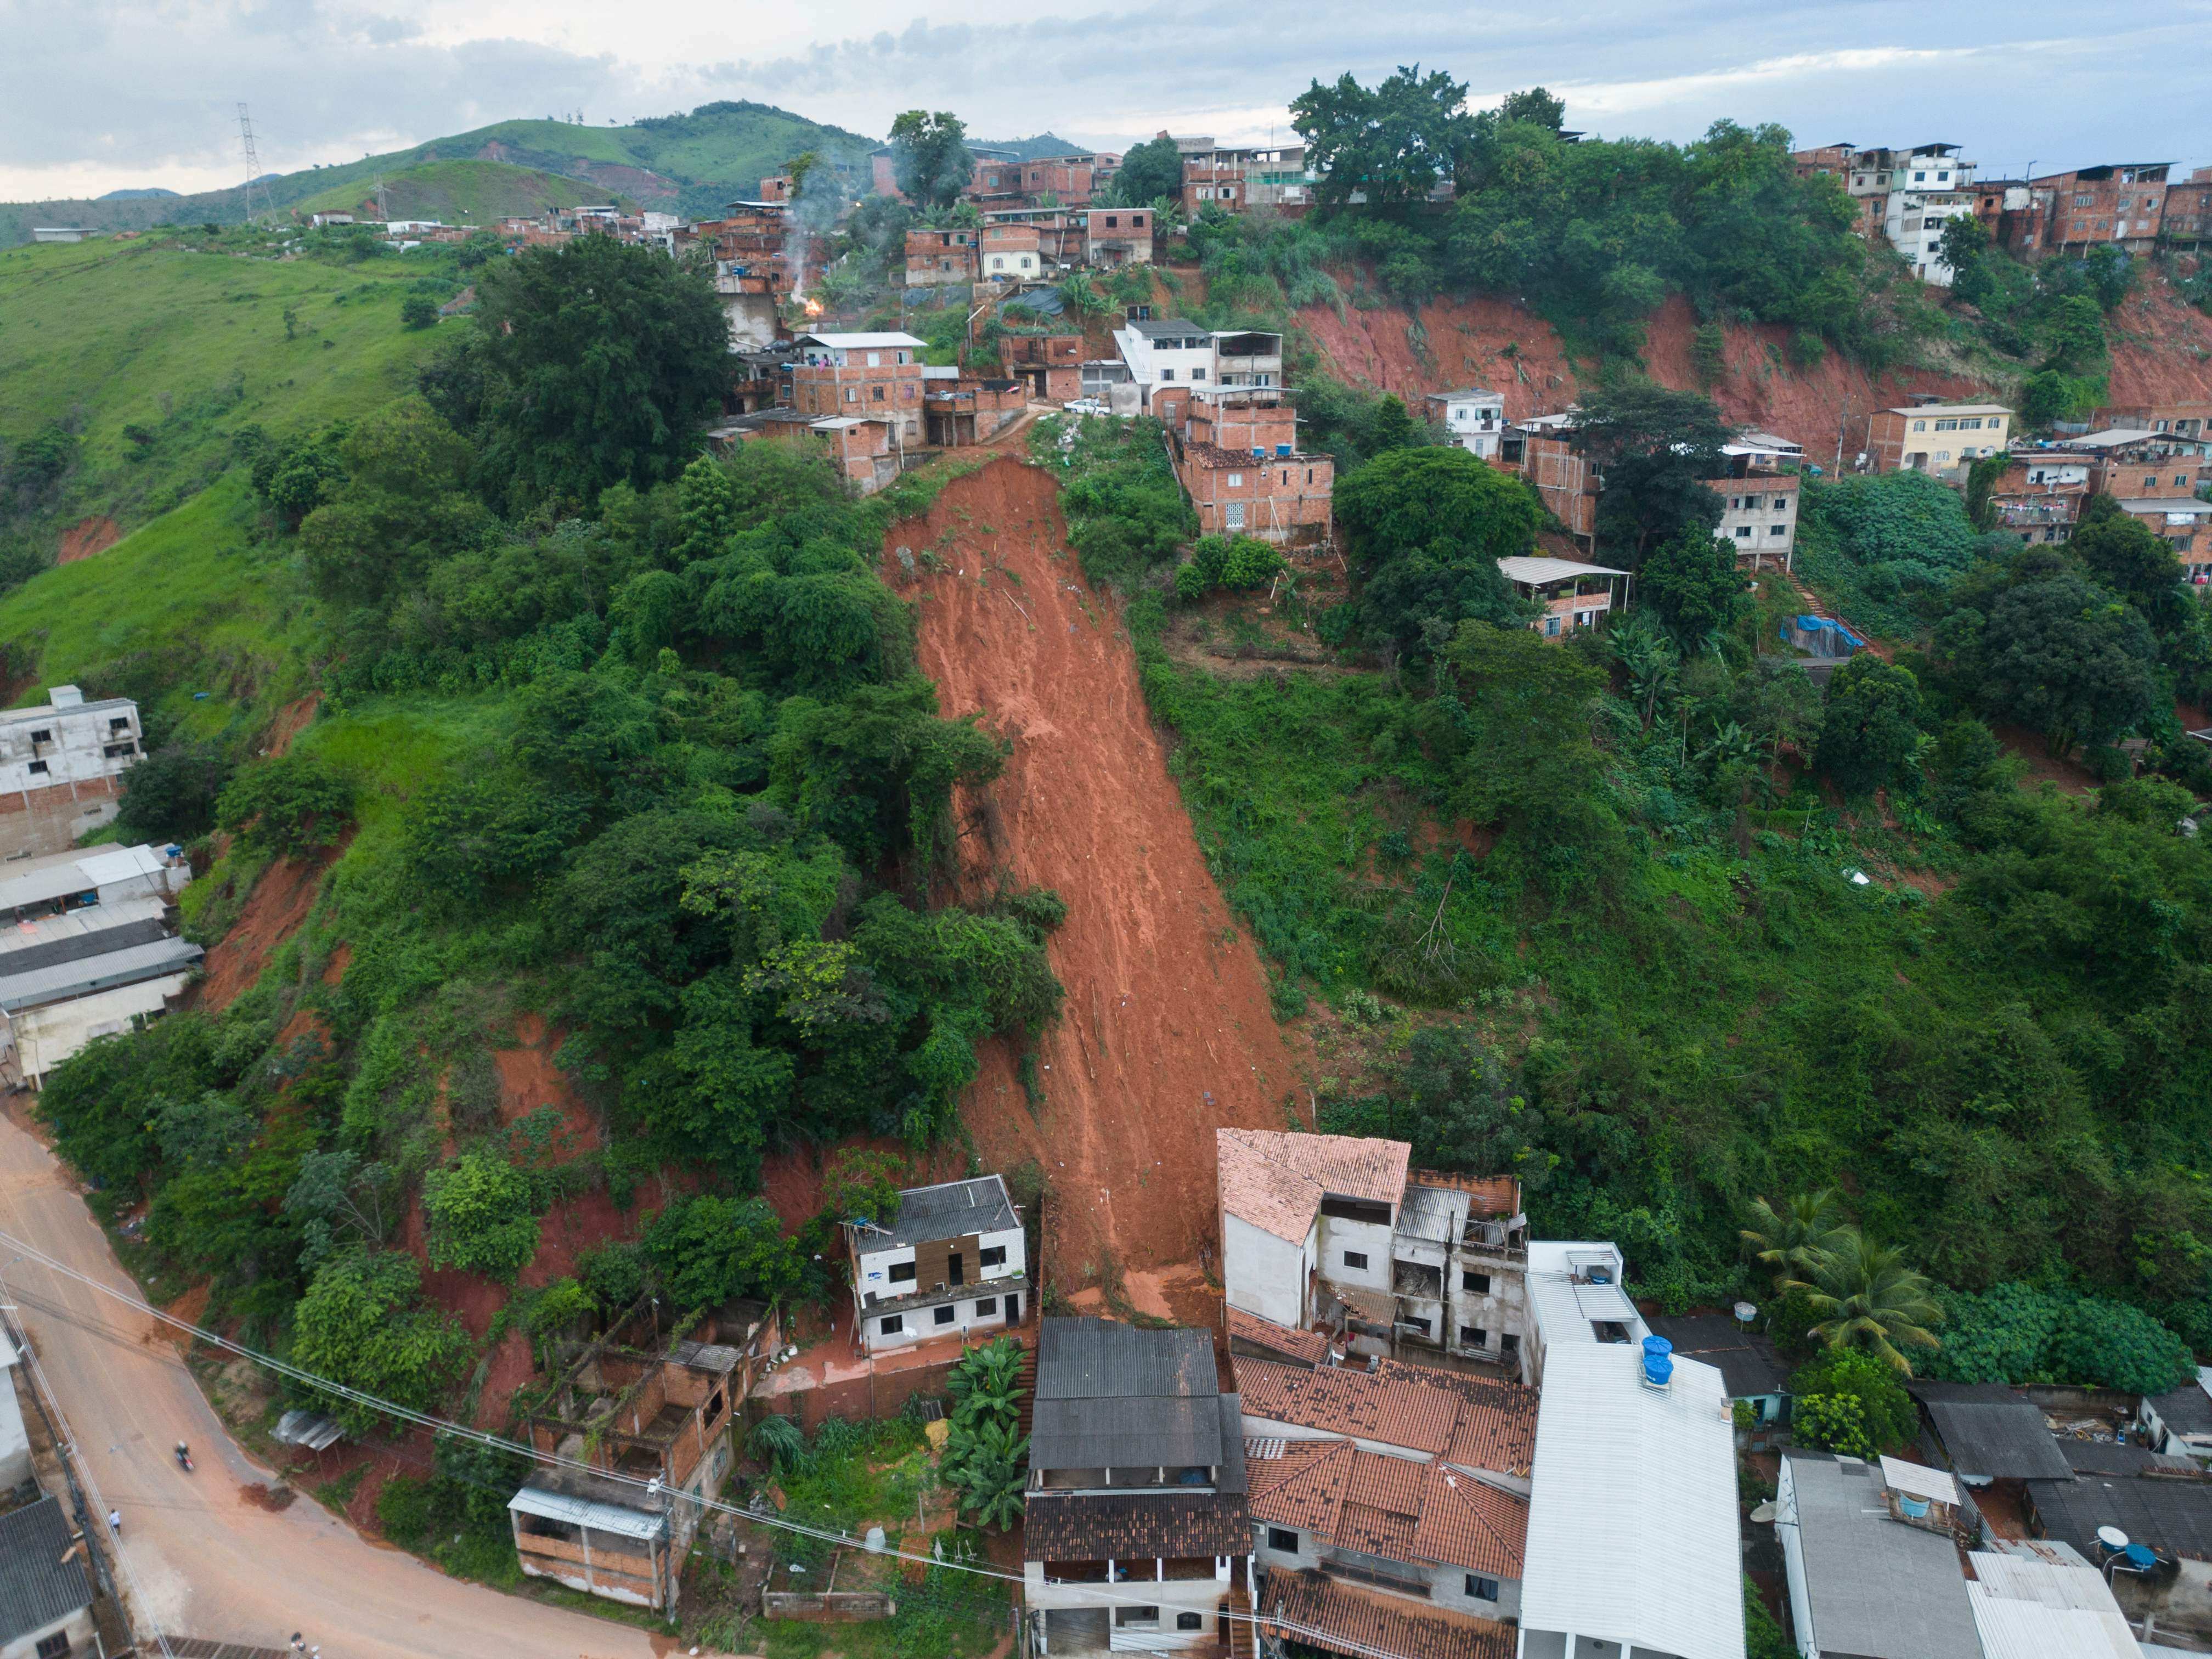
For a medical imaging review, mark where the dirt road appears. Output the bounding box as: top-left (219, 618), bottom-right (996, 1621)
top-left (0, 1109), bottom-right (660, 1659)
top-left (887, 456), bottom-right (1306, 1316)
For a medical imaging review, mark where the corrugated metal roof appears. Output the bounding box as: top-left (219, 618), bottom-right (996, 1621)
top-left (0, 1494), bottom-right (93, 1644)
top-left (1036, 1317), bottom-right (1215, 1401)
top-left (507, 1481), bottom-right (666, 1541)
top-left (1030, 1395), bottom-right (1223, 1471)
top-left (1968, 1583), bottom-right (2136, 1659)
top-left (1519, 1345), bottom-right (1742, 1659)
top-left (0, 934), bottom-right (202, 1012)
top-left (1780, 1453), bottom-right (1981, 1659)
top-left (1881, 1455), bottom-right (1961, 1506)
top-left (793, 331), bottom-right (926, 349)
top-left (1912, 1383), bottom-right (2074, 1480)
top-left (863, 1176), bottom-right (1018, 1249)
top-left (1496, 556), bottom-right (1629, 585)
top-left (0, 844), bottom-right (176, 913)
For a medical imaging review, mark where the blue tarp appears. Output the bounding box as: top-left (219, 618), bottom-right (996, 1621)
top-left (1782, 614), bottom-right (1866, 657)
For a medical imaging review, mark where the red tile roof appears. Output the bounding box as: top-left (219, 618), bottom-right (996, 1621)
top-left (1246, 1439), bottom-right (1527, 1577)
top-left (1413, 1463), bottom-right (1528, 1578)
top-left (1228, 1307), bottom-right (1333, 1367)
top-left (1235, 1358), bottom-right (1537, 1478)
top-left (1216, 1130), bottom-right (1410, 1244)
top-left (1261, 1572), bottom-right (1515, 1659)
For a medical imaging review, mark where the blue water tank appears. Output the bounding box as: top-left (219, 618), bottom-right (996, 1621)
top-left (1276, 444), bottom-right (1291, 457)
top-left (2125, 1543), bottom-right (2158, 1569)
top-left (1640, 1334), bottom-right (1674, 1389)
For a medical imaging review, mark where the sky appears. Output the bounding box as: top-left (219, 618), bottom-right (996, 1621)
top-left (4, 0), bottom-right (2211, 201)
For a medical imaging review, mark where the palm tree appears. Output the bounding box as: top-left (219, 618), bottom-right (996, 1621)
top-left (1739, 1189), bottom-right (1850, 1290)
top-left (1786, 1228), bottom-right (1944, 1374)
top-left (945, 1417), bottom-right (1029, 1530)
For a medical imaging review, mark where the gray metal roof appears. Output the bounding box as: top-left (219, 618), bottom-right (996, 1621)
top-left (2149, 1374), bottom-right (2212, 1437)
top-left (1031, 1394), bottom-right (1223, 1471)
top-left (0, 913), bottom-right (170, 978)
top-left (863, 1176), bottom-right (1018, 1249)
top-left (0, 935), bottom-right (202, 1012)
top-left (1216, 1393), bottom-right (1248, 1494)
top-left (1783, 1453), bottom-right (1982, 1659)
top-left (1912, 1382), bottom-right (2075, 1481)
top-left (0, 1494), bottom-right (93, 1644)
top-left (1645, 1314), bottom-right (1792, 1400)
top-left (509, 1478), bottom-right (667, 1541)
top-left (1125, 318), bottom-right (1208, 343)
top-left (1036, 1318), bottom-right (1216, 1400)
top-left (2028, 1465), bottom-right (2212, 1562)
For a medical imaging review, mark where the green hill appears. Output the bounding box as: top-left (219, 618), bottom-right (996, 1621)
top-left (0, 100), bottom-right (880, 246)
top-left (0, 238), bottom-right (445, 550)
top-left (289, 159), bottom-right (600, 223)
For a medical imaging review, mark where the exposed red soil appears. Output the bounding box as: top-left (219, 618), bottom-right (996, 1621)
top-left (884, 457), bottom-right (1307, 1292)
top-left (262, 694), bottom-right (320, 757)
top-left (493, 1012), bottom-right (600, 1147)
top-left (194, 837), bottom-right (348, 1012)
top-left (1299, 290), bottom-right (1998, 470)
top-left (1991, 723), bottom-right (2100, 797)
top-left (238, 1481), bottom-right (296, 1511)
top-left (2102, 266), bottom-right (2212, 409)
top-left (758, 1136), bottom-right (966, 1233)
top-left (56, 515), bottom-right (120, 563)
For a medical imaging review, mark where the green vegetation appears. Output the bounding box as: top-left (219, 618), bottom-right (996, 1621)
top-left (1788, 1348), bottom-right (1918, 1459)
top-left (941, 1339), bottom-right (1029, 1528)
top-left (289, 159), bottom-right (596, 224)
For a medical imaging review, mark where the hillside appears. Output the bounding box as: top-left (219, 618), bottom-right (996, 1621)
top-left (0, 100), bottom-right (879, 245)
top-left (289, 159), bottom-right (601, 223)
top-left (0, 238), bottom-right (445, 554)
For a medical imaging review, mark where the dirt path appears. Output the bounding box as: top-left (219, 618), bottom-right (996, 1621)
top-left (887, 457), bottom-right (1305, 1307)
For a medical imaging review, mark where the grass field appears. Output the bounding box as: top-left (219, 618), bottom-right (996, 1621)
top-left (0, 238), bottom-right (445, 546)
top-left (289, 159), bottom-right (597, 222)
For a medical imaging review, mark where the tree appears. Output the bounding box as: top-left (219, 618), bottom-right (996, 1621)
top-left (1493, 87), bottom-right (1565, 131)
top-left (1783, 1228), bottom-right (1944, 1374)
top-left (888, 111), bottom-right (975, 211)
top-left (1814, 656), bottom-right (1923, 797)
top-left (1977, 572), bottom-right (2158, 751)
top-left (944, 1416), bottom-right (1028, 1528)
top-left (399, 294), bottom-right (438, 330)
top-left (291, 1250), bottom-right (471, 1434)
top-left (2069, 495), bottom-right (2191, 634)
top-left (1570, 385), bottom-right (1731, 562)
top-left (1740, 1191), bottom-right (1849, 1291)
top-left (422, 1150), bottom-right (543, 1282)
top-left (215, 753), bottom-right (353, 857)
top-left (1291, 65), bottom-right (1476, 207)
top-left (469, 236), bottom-right (729, 504)
top-left (642, 1193), bottom-right (802, 1311)
top-left (1963, 452), bottom-right (2010, 532)
top-left (1934, 212), bottom-right (1993, 303)
top-left (1107, 135), bottom-right (1183, 209)
top-left (116, 740), bottom-right (233, 843)
top-left (1639, 525), bottom-right (1745, 641)
top-left (295, 397), bottom-right (492, 608)
top-left (1387, 1024), bottom-right (1553, 1190)
top-left (1788, 1347), bottom-right (1917, 1455)
top-left (1338, 447), bottom-right (1540, 577)
top-left (821, 1148), bottom-right (906, 1227)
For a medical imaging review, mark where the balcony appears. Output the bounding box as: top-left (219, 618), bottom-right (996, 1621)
top-left (1322, 1553), bottom-right (1430, 1598)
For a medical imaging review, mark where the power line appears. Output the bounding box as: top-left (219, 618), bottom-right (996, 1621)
top-left (0, 1229), bottom-right (1419, 1659)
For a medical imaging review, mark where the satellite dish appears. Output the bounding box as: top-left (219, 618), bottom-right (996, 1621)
top-left (2097, 1525), bottom-right (2130, 1551)
top-left (1733, 1302), bottom-right (1758, 1325)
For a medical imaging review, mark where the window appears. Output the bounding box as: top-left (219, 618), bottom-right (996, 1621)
top-left (974, 1296), bottom-right (997, 1317)
top-left (1133, 215), bottom-right (1146, 228)
top-left (1937, 172), bottom-right (1950, 183)
top-left (2119, 197), bottom-right (2132, 210)
top-left (935, 1305), bottom-right (957, 1325)
top-left (1466, 1575), bottom-right (1500, 1602)
top-left (1342, 1250), bottom-right (1369, 1271)
top-left (888, 1261), bottom-right (917, 1283)
top-left (1771, 524), bottom-right (1788, 537)
top-left (1105, 215), bottom-right (1118, 227)
top-left (36, 1635), bottom-right (71, 1659)
top-left (1177, 1614), bottom-right (1204, 1631)
top-left (2147, 475), bottom-right (2160, 489)
top-left (108, 716), bottom-right (129, 732)
top-left (1115, 1607), bottom-right (1161, 1628)
top-left (29, 728), bottom-right (49, 744)
top-left (1460, 1325), bottom-right (1487, 1347)
top-left (1462, 1270), bottom-right (1490, 1294)
top-left (1734, 526), bottom-right (1752, 539)
top-left (1914, 171), bottom-right (1926, 183)
top-left (1226, 472), bottom-right (1243, 487)
top-left (872, 386), bottom-right (885, 402)
top-left (880, 1314), bottom-right (904, 1334)
top-left (1224, 503), bottom-right (1244, 529)
top-left (1159, 368), bottom-right (1174, 381)
top-left (103, 741), bottom-right (136, 758)
top-left (2181, 475), bottom-right (2194, 488)
top-left (979, 1245), bottom-right (1007, 1268)
top-left (2076, 194), bottom-right (2093, 208)
top-left (1402, 1314), bottom-right (1432, 1336)
top-left (897, 351), bottom-right (910, 365)
top-left (1544, 614), bottom-right (1561, 637)
top-left (843, 387), bottom-right (857, 404)
top-left (1500, 1333), bottom-right (1521, 1359)
top-left (1934, 418), bottom-right (1960, 432)
top-left (867, 351), bottom-right (882, 367)
top-left (1913, 420), bottom-right (1927, 432)
top-left (1268, 1527), bottom-right (1300, 1553)
top-left (27, 760), bottom-right (46, 775)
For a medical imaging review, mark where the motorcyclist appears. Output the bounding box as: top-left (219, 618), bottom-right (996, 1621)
top-left (174, 1440), bottom-right (190, 1469)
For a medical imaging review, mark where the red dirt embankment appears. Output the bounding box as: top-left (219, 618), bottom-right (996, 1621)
top-left (885, 458), bottom-right (1305, 1300)
top-left (57, 516), bottom-right (120, 563)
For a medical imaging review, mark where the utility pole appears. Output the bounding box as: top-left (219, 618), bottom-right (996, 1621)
top-left (236, 102), bottom-right (266, 224)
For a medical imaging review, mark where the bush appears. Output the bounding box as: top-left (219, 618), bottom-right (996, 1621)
top-left (421, 1150), bottom-right (544, 1281)
top-left (291, 1250), bottom-right (471, 1433)
top-left (400, 294), bottom-right (439, 330)
top-left (1176, 534), bottom-right (1285, 600)
top-left (1929, 1283), bottom-right (2194, 1394)
top-left (116, 741), bottom-right (234, 844)
top-left (1790, 1347), bottom-right (1917, 1453)
top-left (215, 753), bottom-right (352, 857)
top-left (642, 1193), bottom-right (802, 1311)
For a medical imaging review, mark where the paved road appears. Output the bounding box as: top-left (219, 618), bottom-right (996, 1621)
top-left (0, 1107), bottom-right (662, 1659)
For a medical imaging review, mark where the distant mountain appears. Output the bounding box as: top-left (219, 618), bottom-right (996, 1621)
top-left (0, 99), bottom-right (879, 247)
top-left (974, 134), bottom-right (1097, 160)
top-left (96, 188), bottom-right (180, 201)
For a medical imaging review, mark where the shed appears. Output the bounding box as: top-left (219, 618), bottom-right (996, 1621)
top-left (1910, 1381), bottom-right (2075, 1482)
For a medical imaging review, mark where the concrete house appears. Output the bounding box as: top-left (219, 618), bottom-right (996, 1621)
top-left (1867, 401), bottom-right (2013, 473)
top-left (1880, 144), bottom-right (1979, 284)
top-left (1215, 1131), bottom-right (1532, 1373)
top-left (1775, 1452), bottom-right (1982, 1659)
top-left (1497, 556), bottom-right (1629, 640)
top-left (1708, 431), bottom-right (1804, 573)
top-left (0, 1496), bottom-right (95, 1659)
top-left (1022, 1318), bottom-right (1253, 1656)
top-left (1520, 1239), bottom-right (1646, 1389)
top-left (844, 1175), bottom-right (1026, 1355)
top-left (1426, 389), bottom-right (1506, 459)
top-left (1084, 208), bottom-right (1153, 268)
top-left (510, 1301), bottom-right (776, 1610)
top-left (1111, 318), bottom-right (1220, 412)
top-left (0, 687), bottom-right (145, 860)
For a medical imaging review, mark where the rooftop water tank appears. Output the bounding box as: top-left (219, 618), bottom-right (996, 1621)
top-left (1276, 444), bottom-right (1291, 457)
top-left (1640, 1334), bottom-right (1674, 1390)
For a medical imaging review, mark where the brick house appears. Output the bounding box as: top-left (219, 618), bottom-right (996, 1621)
top-left (785, 332), bottom-right (927, 444)
top-left (1000, 333), bottom-right (1084, 402)
top-left (2074, 428), bottom-right (2212, 573)
top-left (2095, 399), bottom-right (2212, 441)
top-left (758, 174), bottom-right (793, 203)
top-left (904, 227), bottom-right (978, 287)
top-left (1180, 142), bottom-right (1314, 214)
top-left (1496, 415), bottom-right (1596, 545)
top-left (1866, 401), bottom-right (2013, 473)
top-left (924, 376), bottom-right (1029, 447)
top-left (2034, 162), bottom-right (2173, 253)
top-left (1084, 206), bottom-right (1153, 267)
top-left (1498, 556), bottom-right (1629, 639)
top-left (1173, 393), bottom-right (1333, 545)
top-left (1982, 450), bottom-right (2092, 544)
top-left (509, 1300), bottom-right (777, 1611)
top-left (2163, 167), bottom-right (2212, 249)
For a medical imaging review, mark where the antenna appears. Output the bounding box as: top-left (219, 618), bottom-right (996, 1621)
top-left (236, 103), bottom-right (266, 223)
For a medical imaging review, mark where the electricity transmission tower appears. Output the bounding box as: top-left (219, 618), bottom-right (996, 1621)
top-left (236, 102), bottom-right (267, 223)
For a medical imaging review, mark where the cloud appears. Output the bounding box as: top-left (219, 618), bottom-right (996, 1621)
top-left (1, 0), bottom-right (2207, 200)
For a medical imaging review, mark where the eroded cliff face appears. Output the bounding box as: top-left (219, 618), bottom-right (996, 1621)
top-left (1295, 268), bottom-right (2212, 460)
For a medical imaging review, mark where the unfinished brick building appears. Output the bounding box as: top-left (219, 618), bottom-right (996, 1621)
top-left (1172, 391), bottom-right (1334, 545)
top-left (2035, 162), bottom-right (2173, 254)
top-left (784, 331), bottom-right (927, 444)
top-left (905, 227), bottom-right (979, 287)
top-left (508, 1300), bottom-right (777, 1611)
top-left (1000, 334), bottom-right (1084, 402)
top-left (924, 376), bottom-right (1029, 446)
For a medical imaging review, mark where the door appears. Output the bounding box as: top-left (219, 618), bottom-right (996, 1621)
top-left (949, 1251), bottom-right (966, 1286)
top-left (1006, 1292), bottom-right (1021, 1325)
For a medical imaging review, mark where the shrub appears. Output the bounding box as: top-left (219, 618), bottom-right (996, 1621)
top-left (1790, 1347), bottom-right (1917, 1452)
top-left (421, 1149), bottom-right (543, 1282)
top-left (1929, 1283), bottom-right (2194, 1394)
top-left (215, 753), bottom-right (353, 858)
top-left (400, 294), bottom-right (439, 330)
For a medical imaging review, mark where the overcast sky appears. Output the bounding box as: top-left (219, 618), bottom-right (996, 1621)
top-left (5, 0), bottom-right (2209, 201)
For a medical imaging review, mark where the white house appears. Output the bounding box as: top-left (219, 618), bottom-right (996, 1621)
top-left (1881, 145), bottom-right (1979, 285)
top-left (1521, 1239), bottom-right (1646, 1388)
top-left (1426, 388), bottom-right (1508, 458)
top-left (844, 1176), bottom-right (1026, 1353)
top-left (1110, 318), bottom-right (1220, 410)
top-left (1516, 1342), bottom-right (1743, 1659)
top-left (0, 686), bottom-right (145, 859)
top-left (1217, 1130), bottom-right (1533, 1374)
top-left (0, 1328), bottom-right (28, 1493)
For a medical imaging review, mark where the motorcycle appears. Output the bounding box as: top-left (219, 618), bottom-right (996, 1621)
top-left (174, 1441), bottom-right (193, 1473)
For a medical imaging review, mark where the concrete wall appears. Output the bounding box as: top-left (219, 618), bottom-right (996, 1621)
top-left (0, 1607), bottom-right (95, 1659)
top-left (0, 772), bottom-right (122, 862)
top-left (1222, 1212), bottom-right (1309, 1329)
top-left (1445, 1256), bottom-right (1530, 1376)
top-left (1024, 1559), bottom-right (1232, 1654)
top-left (1255, 1537), bottom-right (1522, 1622)
top-left (721, 292), bottom-right (780, 352)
